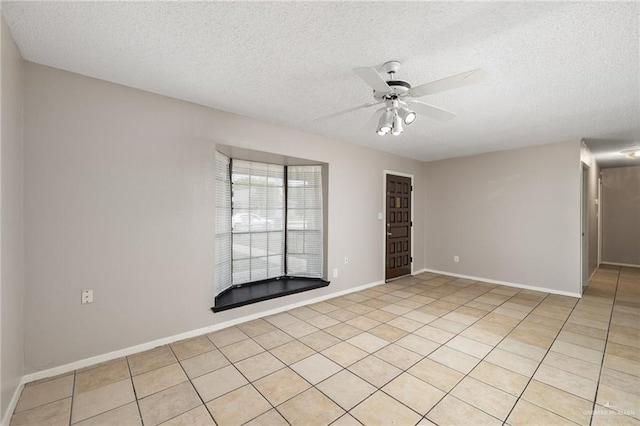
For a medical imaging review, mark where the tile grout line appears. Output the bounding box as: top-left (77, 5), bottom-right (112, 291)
top-left (587, 267), bottom-right (621, 426)
top-left (423, 285), bottom-right (558, 424)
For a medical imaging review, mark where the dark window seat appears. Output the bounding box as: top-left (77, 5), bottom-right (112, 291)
top-left (211, 276), bottom-right (330, 312)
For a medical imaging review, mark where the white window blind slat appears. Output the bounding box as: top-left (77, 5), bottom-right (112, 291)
top-left (287, 165), bottom-right (323, 278)
top-left (231, 160), bottom-right (285, 285)
top-left (214, 152), bottom-right (232, 295)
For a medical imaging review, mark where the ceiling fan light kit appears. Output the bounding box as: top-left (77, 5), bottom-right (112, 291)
top-left (320, 60), bottom-right (486, 136)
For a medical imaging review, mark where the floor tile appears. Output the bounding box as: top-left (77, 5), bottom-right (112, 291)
top-left (191, 365), bottom-right (247, 402)
top-left (507, 398), bottom-right (577, 425)
top-left (324, 323), bottom-right (362, 340)
top-left (348, 355), bottom-right (402, 388)
top-left (414, 324), bottom-right (455, 344)
top-left (264, 312), bottom-right (299, 328)
top-left (15, 374), bottom-right (73, 413)
top-left (138, 382), bottom-right (201, 426)
top-left (290, 353), bottom-right (341, 385)
top-left (600, 367), bottom-right (640, 396)
top-left (497, 338), bottom-right (548, 361)
top-left (316, 370), bottom-right (376, 410)
top-left (534, 364), bottom-right (598, 401)
top-left (289, 306), bottom-right (322, 320)
top-left (374, 343), bottom-right (423, 370)
top-left (450, 376), bottom-right (517, 420)
top-left (160, 405), bottom-right (214, 425)
top-left (244, 409), bottom-right (288, 426)
top-left (331, 414), bottom-right (363, 426)
top-left (170, 336), bottom-right (215, 361)
top-left (206, 327), bottom-right (249, 348)
top-left (430, 318), bottom-right (468, 333)
top-left (179, 348), bottom-right (229, 379)
top-left (269, 340), bottom-right (315, 365)
top-left (305, 314), bottom-right (340, 329)
top-left (234, 351), bottom-right (285, 382)
top-left (252, 329), bottom-right (294, 350)
top-left (132, 363), bottom-right (187, 399)
top-left (590, 406), bottom-right (640, 425)
top-left (542, 351), bottom-right (601, 381)
top-left (345, 316), bottom-right (381, 331)
top-left (395, 334), bottom-right (440, 356)
top-left (128, 346), bottom-right (177, 376)
top-left (469, 361), bottom-right (529, 396)
top-left (10, 398), bottom-right (71, 426)
top-left (277, 388), bottom-right (344, 426)
top-left (206, 384), bottom-right (271, 425)
top-left (388, 316), bottom-right (423, 332)
top-left (253, 368), bottom-right (310, 406)
top-left (219, 338), bottom-right (265, 363)
top-left (351, 391), bottom-right (422, 426)
top-left (428, 346), bottom-right (480, 374)
top-left (75, 359), bottom-right (130, 394)
top-left (551, 340), bottom-right (604, 365)
top-left (298, 330), bottom-right (341, 351)
top-left (426, 394), bottom-right (502, 426)
top-left (382, 373), bottom-right (445, 415)
top-left (521, 380), bottom-right (592, 425)
top-left (485, 348), bottom-right (540, 376)
top-left (71, 378), bottom-right (135, 423)
top-left (445, 335), bottom-right (493, 358)
top-left (346, 332), bottom-right (389, 353)
top-left (368, 323), bottom-right (408, 342)
top-left (408, 358), bottom-right (464, 392)
top-left (74, 402), bottom-right (141, 426)
top-left (236, 319), bottom-right (277, 338)
top-left (280, 320), bottom-right (319, 338)
top-left (321, 341), bottom-right (367, 367)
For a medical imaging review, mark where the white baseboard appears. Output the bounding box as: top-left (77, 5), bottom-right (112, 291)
top-left (601, 262), bottom-right (640, 269)
top-left (16, 279), bottom-right (385, 391)
top-left (1, 378), bottom-right (27, 426)
top-left (419, 268), bottom-right (582, 299)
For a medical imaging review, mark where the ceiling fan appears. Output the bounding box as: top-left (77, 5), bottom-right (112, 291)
top-left (319, 61), bottom-right (486, 136)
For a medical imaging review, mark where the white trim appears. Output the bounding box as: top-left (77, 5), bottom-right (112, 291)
top-left (1, 378), bottom-right (27, 426)
top-left (601, 262), bottom-right (640, 268)
top-left (382, 170), bottom-right (414, 282)
top-left (589, 267), bottom-right (599, 282)
top-left (16, 279), bottom-right (385, 388)
top-left (420, 268), bottom-right (582, 298)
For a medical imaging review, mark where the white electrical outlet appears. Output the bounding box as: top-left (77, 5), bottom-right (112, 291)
top-left (81, 290), bottom-right (93, 304)
top-left (454, 255), bottom-right (459, 263)
top-left (333, 268), bottom-right (338, 278)
top-left (344, 257), bottom-right (349, 264)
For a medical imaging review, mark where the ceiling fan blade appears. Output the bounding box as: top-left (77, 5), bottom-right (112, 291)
top-left (315, 102), bottom-right (382, 121)
top-left (364, 107), bottom-right (386, 131)
top-left (408, 101), bottom-right (457, 122)
top-left (409, 68), bottom-right (487, 98)
top-left (353, 67), bottom-right (392, 93)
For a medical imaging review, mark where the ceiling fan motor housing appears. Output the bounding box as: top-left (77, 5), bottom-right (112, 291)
top-left (374, 80), bottom-right (411, 100)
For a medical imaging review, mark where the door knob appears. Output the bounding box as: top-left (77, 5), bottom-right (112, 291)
top-left (387, 232), bottom-right (392, 236)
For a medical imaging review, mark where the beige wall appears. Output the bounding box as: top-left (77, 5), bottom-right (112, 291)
top-left (23, 62), bottom-right (426, 371)
top-left (1, 15), bottom-right (25, 417)
top-left (602, 166), bottom-right (640, 266)
top-left (423, 140), bottom-right (582, 295)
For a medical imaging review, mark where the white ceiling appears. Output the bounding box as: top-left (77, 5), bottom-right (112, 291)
top-left (2, 1), bottom-right (639, 165)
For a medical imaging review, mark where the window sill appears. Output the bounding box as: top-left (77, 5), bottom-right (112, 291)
top-left (211, 276), bottom-right (330, 313)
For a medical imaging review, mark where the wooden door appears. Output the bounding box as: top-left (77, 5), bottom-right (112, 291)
top-left (386, 174), bottom-right (412, 280)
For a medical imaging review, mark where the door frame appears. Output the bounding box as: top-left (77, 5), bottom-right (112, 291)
top-left (581, 163), bottom-right (590, 292)
top-left (382, 170), bottom-right (414, 281)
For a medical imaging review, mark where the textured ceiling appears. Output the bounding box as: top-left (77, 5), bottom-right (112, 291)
top-left (2, 1), bottom-right (639, 164)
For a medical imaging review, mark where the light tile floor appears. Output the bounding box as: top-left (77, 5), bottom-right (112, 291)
top-left (10, 265), bottom-right (640, 426)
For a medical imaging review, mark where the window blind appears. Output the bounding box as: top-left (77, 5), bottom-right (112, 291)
top-left (287, 165), bottom-right (323, 278)
top-left (214, 151), bottom-right (232, 296)
top-left (231, 160), bottom-right (285, 284)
